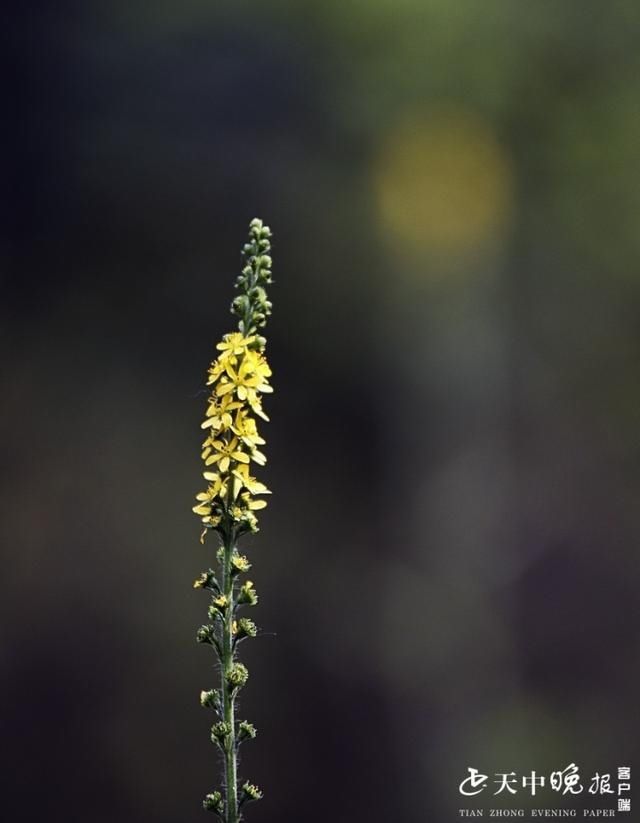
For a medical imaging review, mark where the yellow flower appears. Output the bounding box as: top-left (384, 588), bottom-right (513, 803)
top-left (240, 492), bottom-right (267, 511)
top-left (194, 315), bottom-right (271, 537)
top-left (201, 435), bottom-right (215, 462)
top-left (205, 437), bottom-right (250, 473)
top-left (195, 472), bottom-right (229, 503)
top-left (215, 332), bottom-right (255, 360)
top-left (206, 334), bottom-right (253, 384)
top-left (216, 350), bottom-right (273, 412)
top-left (201, 394), bottom-right (243, 431)
top-left (230, 412), bottom-right (267, 465)
top-left (232, 411), bottom-right (265, 449)
top-left (192, 503), bottom-right (211, 516)
top-left (207, 358), bottom-right (226, 385)
top-left (246, 392), bottom-right (269, 422)
top-left (232, 464), bottom-right (270, 496)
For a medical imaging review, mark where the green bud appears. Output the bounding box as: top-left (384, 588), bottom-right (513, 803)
top-left (193, 569), bottom-right (220, 592)
top-left (200, 689), bottom-right (222, 710)
top-left (238, 720), bottom-right (257, 743)
top-left (238, 581), bottom-right (258, 606)
top-left (196, 625), bottom-right (216, 645)
top-left (240, 782), bottom-right (263, 805)
top-left (233, 218), bottom-right (273, 334)
top-left (226, 662), bottom-right (249, 689)
top-left (232, 295), bottom-right (250, 313)
top-left (210, 721), bottom-right (231, 745)
top-left (208, 594), bottom-right (229, 620)
top-left (249, 285), bottom-right (268, 305)
top-left (203, 791), bottom-right (224, 815)
top-left (235, 511), bottom-right (259, 536)
top-left (236, 617), bottom-right (258, 639)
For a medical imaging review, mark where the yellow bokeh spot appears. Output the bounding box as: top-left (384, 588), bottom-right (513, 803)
top-left (374, 108), bottom-right (513, 260)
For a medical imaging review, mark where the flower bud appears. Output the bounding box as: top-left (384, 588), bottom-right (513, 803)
top-left (238, 581), bottom-right (258, 606)
top-left (231, 553), bottom-right (251, 574)
top-left (240, 782), bottom-right (263, 804)
top-left (208, 594), bottom-right (229, 619)
top-left (232, 295), bottom-right (250, 314)
top-left (203, 791), bottom-right (224, 814)
top-left (238, 720), bottom-right (257, 742)
top-left (210, 721), bottom-right (231, 745)
top-left (193, 569), bottom-right (220, 592)
top-left (200, 689), bottom-right (221, 710)
top-left (196, 625), bottom-right (216, 645)
top-left (236, 617), bottom-right (258, 639)
top-left (249, 285), bottom-right (268, 304)
top-left (226, 662), bottom-right (249, 689)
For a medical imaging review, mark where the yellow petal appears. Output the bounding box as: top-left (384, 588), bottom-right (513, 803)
top-left (251, 483), bottom-right (270, 495)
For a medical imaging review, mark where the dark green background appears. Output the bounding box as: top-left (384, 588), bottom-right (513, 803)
top-left (3, 2), bottom-right (639, 821)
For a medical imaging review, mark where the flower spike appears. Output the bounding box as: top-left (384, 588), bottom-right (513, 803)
top-left (191, 219), bottom-right (274, 822)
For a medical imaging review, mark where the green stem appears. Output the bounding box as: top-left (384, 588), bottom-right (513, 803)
top-left (222, 530), bottom-right (238, 823)
top-left (242, 260), bottom-right (258, 336)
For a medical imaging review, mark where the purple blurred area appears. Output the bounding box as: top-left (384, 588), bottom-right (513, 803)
top-left (3, 2), bottom-right (640, 821)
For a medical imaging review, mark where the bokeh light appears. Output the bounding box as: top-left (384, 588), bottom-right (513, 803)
top-left (374, 109), bottom-right (513, 262)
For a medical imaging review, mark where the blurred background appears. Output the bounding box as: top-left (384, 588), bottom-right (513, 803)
top-left (3, 2), bottom-right (640, 821)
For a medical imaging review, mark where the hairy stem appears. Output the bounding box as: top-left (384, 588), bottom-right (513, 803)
top-left (222, 531), bottom-right (238, 823)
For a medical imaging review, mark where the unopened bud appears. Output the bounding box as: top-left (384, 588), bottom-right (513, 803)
top-left (240, 782), bottom-right (263, 804)
top-left (238, 720), bottom-right (257, 742)
top-left (203, 791), bottom-right (224, 814)
top-left (226, 662), bottom-right (249, 689)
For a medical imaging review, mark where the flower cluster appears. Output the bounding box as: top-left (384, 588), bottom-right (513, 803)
top-left (192, 221), bottom-right (274, 544)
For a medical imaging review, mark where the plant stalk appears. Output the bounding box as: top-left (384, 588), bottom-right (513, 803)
top-left (222, 531), bottom-right (238, 823)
